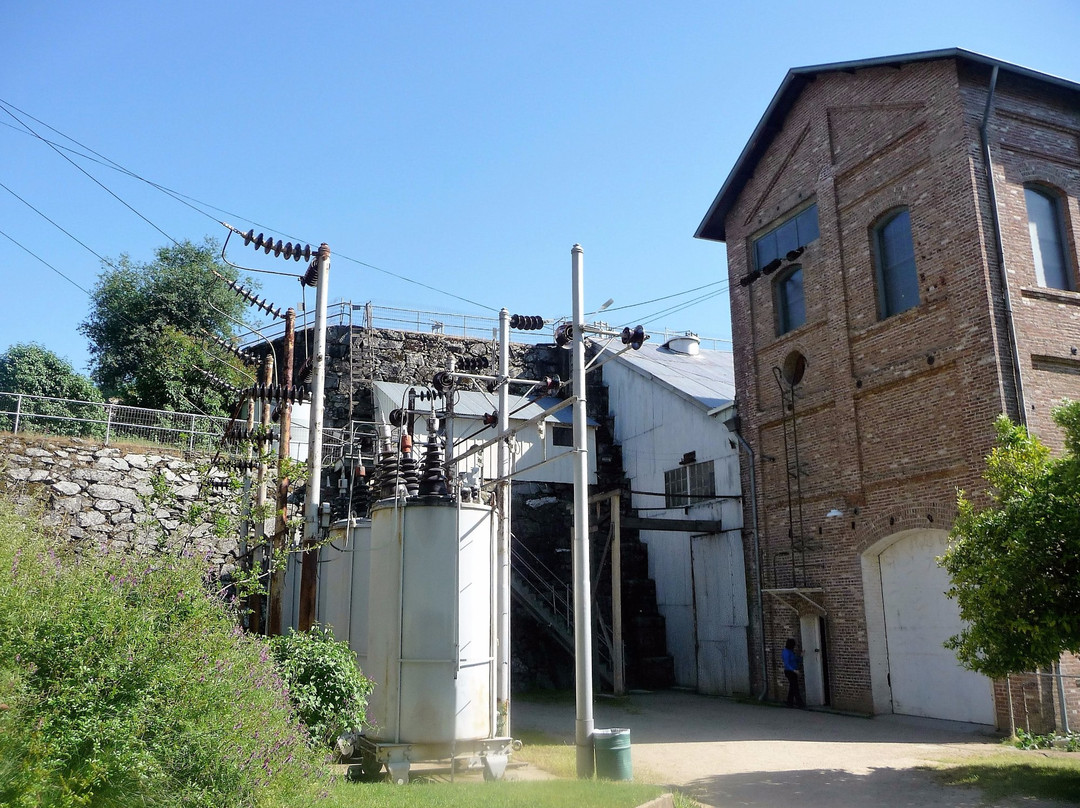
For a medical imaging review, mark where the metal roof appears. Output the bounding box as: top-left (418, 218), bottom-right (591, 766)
top-left (600, 341), bottom-right (735, 412)
top-left (694, 48), bottom-right (1080, 243)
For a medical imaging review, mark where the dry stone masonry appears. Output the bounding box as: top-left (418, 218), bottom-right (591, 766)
top-left (0, 434), bottom-right (243, 572)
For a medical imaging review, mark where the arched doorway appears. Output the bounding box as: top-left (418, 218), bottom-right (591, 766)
top-left (861, 528), bottom-right (995, 725)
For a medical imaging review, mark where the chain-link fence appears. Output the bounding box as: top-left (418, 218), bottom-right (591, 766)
top-left (0, 392), bottom-right (230, 454)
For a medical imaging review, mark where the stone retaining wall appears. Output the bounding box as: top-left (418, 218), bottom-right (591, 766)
top-left (0, 434), bottom-right (242, 572)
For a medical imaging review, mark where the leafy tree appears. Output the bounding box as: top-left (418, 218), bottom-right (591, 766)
top-left (941, 401), bottom-right (1080, 678)
top-left (79, 238), bottom-right (253, 416)
top-left (0, 343), bottom-right (104, 437)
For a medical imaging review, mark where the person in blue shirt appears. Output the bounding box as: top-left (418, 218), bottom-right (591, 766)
top-left (782, 638), bottom-right (804, 708)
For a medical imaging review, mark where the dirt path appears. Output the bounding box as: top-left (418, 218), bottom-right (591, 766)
top-left (512, 690), bottom-right (1067, 807)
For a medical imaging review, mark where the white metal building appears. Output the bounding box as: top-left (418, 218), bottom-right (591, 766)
top-left (599, 335), bottom-right (750, 695)
top-left (372, 381), bottom-right (597, 485)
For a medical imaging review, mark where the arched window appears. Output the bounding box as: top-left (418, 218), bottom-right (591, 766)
top-left (874, 208), bottom-right (919, 319)
top-left (1025, 185), bottom-right (1073, 291)
top-left (775, 265), bottom-right (805, 335)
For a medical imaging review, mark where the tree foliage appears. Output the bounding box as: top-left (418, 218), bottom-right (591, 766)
top-left (79, 239), bottom-right (252, 416)
top-left (941, 402), bottom-right (1080, 678)
top-left (0, 343), bottom-right (104, 437)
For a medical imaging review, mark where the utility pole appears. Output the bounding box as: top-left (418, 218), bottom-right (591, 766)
top-left (268, 308), bottom-right (296, 636)
top-left (571, 244), bottom-right (595, 778)
top-left (298, 244), bottom-right (331, 631)
top-left (496, 308), bottom-right (511, 737)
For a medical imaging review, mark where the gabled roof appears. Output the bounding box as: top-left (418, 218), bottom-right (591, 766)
top-left (600, 341), bottom-right (735, 412)
top-left (694, 48), bottom-right (1080, 243)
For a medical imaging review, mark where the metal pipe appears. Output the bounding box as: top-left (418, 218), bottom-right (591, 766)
top-left (980, 65), bottom-right (1027, 425)
top-left (732, 427), bottom-right (768, 701)
top-left (496, 309), bottom-right (512, 736)
top-left (571, 244), bottom-right (595, 778)
top-left (300, 244), bottom-right (332, 630)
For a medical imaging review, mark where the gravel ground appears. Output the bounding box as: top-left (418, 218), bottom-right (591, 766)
top-left (511, 689), bottom-right (1071, 807)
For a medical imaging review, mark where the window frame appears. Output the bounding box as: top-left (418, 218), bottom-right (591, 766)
top-left (752, 203), bottom-right (820, 271)
top-left (663, 460), bottom-right (715, 509)
top-left (1024, 184), bottom-right (1074, 291)
top-left (872, 207), bottom-right (920, 320)
top-left (551, 424), bottom-right (573, 447)
top-left (774, 264), bottom-right (806, 336)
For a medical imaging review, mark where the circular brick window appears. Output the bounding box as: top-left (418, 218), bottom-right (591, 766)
top-left (781, 350), bottom-right (807, 386)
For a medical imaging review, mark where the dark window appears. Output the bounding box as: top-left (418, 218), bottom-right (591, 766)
top-left (874, 208), bottom-right (919, 319)
top-left (551, 424), bottom-right (573, 447)
top-left (775, 265), bottom-right (805, 335)
top-left (754, 204), bottom-right (820, 270)
top-left (1025, 186), bottom-right (1073, 290)
top-left (663, 461), bottom-right (715, 508)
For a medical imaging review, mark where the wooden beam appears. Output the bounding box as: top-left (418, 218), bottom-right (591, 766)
top-left (622, 516), bottom-right (723, 534)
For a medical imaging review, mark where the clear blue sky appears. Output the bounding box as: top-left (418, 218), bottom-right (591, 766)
top-left (3, 1), bottom-right (1079, 375)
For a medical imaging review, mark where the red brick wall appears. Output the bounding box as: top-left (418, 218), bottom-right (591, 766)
top-left (725, 56), bottom-right (1080, 724)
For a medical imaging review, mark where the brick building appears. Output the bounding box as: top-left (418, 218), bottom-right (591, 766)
top-left (695, 49), bottom-right (1080, 728)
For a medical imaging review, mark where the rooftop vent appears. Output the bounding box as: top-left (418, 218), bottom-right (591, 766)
top-left (663, 332), bottom-right (701, 356)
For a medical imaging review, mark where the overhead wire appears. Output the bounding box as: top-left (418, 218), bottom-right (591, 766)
top-left (0, 96), bottom-right (500, 313)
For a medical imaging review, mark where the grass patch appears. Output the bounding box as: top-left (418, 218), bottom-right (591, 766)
top-left (514, 728), bottom-right (577, 779)
top-left (326, 779), bottom-right (676, 808)
top-left (933, 751), bottom-right (1080, 803)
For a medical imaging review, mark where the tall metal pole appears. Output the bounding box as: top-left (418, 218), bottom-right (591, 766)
top-left (496, 308), bottom-right (512, 736)
top-left (268, 309), bottom-right (295, 636)
top-left (299, 244), bottom-right (331, 631)
top-left (571, 244), bottom-right (595, 778)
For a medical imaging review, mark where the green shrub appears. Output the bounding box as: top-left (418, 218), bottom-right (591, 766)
top-left (0, 497), bottom-right (330, 808)
top-left (271, 624), bottom-right (374, 749)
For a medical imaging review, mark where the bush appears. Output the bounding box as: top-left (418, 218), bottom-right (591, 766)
top-left (0, 497), bottom-right (329, 808)
top-left (270, 624), bottom-right (373, 749)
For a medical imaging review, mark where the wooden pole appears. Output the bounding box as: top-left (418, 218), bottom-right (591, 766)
top-left (268, 308), bottom-right (295, 636)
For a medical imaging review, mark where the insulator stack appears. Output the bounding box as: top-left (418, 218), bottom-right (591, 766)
top-left (216, 273), bottom-right (285, 319)
top-left (374, 452), bottom-right (402, 499)
top-left (214, 457), bottom-right (259, 472)
top-left (240, 229), bottom-right (314, 262)
top-left (482, 411), bottom-right (498, 428)
top-left (301, 259), bottom-right (318, 287)
top-left (349, 469), bottom-right (371, 518)
top-left (295, 358), bottom-right (314, 384)
top-left (242, 384), bottom-right (309, 403)
top-left (400, 450), bottom-right (420, 497)
top-left (222, 424), bottom-right (278, 445)
top-left (414, 388), bottom-right (445, 402)
top-left (509, 314), bottom-right (545, 330)
top-left (194, 367), bottom-right (241, 397)
top-left (204, 332), bottom-right (258, 365)
top-left (457, 356), bottom-right (490, 372)
top-left (208, 477), bottom-right (232, 492)
top-left (417, 434), bottom-right (449, 497)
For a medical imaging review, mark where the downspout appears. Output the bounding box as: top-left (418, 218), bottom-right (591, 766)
top-left (980, 64), bottom-right (1028, 425)
top-left (731, 423), bottom-right (768, 700)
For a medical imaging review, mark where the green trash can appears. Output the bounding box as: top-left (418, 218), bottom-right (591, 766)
top-left (593, 727), bottom-right (632, 780)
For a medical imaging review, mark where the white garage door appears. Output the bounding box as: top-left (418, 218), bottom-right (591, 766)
top-left (879, 530), bottom-right (995, 725)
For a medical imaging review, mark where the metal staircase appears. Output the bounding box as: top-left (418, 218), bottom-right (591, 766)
top-left (510, 540), bottom-right (614, 687)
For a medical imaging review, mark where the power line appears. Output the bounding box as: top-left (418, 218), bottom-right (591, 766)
top-left (0, 97), bottom-right (500, 314)
top-left (0, 102), bottom-right (178, 246)
top-left (0, 226), bottom-right (93, 297)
